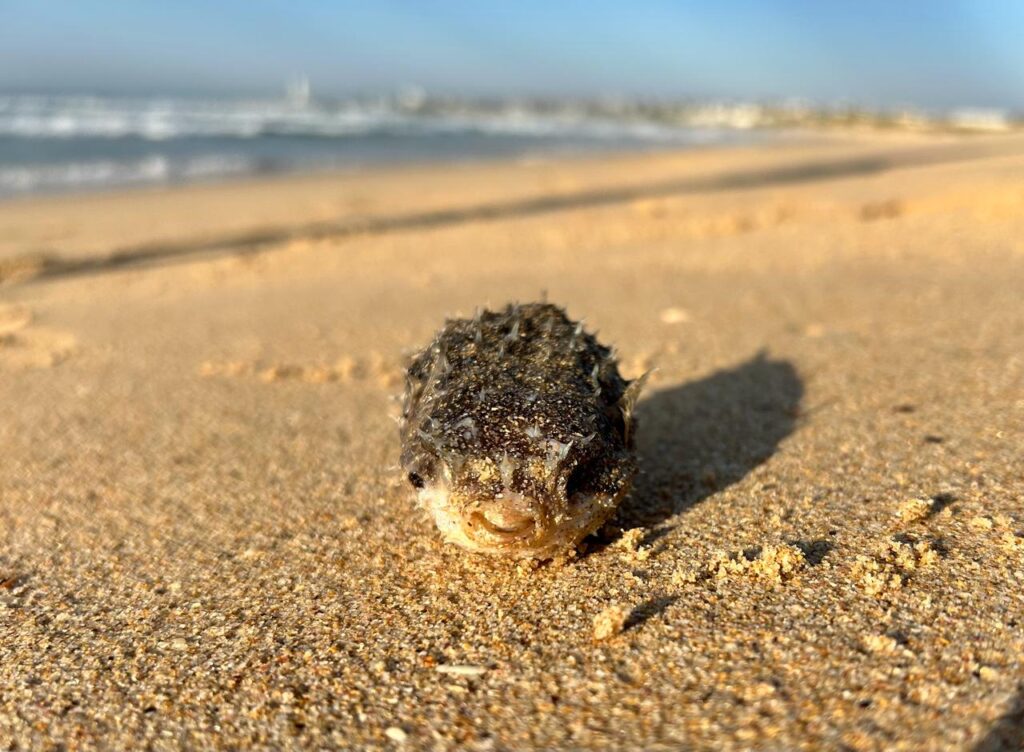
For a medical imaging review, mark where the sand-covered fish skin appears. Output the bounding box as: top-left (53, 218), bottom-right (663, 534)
top-left (400, 302), bottom-right (645, 559)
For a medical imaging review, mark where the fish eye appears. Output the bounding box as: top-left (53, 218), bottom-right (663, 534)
top-left (408, 472), bottom-right (425, 489)
top-left (565, 461), bottom-right (595, 500)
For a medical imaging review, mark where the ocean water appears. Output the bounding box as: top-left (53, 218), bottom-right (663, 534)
top-left (0, 94), bottom-right (759, 198)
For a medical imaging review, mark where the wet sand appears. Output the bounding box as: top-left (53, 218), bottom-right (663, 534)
top-left (1, 134), bottom-right (1023, 750)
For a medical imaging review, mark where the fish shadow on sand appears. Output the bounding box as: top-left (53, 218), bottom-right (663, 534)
top-left (615, 352), bottom-right (804, 531)
top-left (973, 687), bottom-right (1024, 752)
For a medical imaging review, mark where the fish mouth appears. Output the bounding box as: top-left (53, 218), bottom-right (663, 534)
top-left (418, 481), bottom-right (631, 558)
top-left (466, 500), bottom-right (541, 543)
top-left (469, 509), bottom-right (537, 539)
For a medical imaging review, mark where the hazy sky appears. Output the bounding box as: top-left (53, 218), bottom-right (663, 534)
top-left (2, 1), bottom-right (1023, 109)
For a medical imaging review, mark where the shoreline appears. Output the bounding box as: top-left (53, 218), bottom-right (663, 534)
top-left (0, 123), bottom-right (999, 208)
top-left (0, 128), bottom-right (779, 206)
top-left (4, 87), bottom-right (1020, 204)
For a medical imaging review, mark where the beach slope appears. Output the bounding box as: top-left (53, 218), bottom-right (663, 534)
top-left (1, 136), bottom-right (1023, 750)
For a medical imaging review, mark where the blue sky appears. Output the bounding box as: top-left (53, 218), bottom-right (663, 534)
top-left (2, 1), bottom-right (1023, 109)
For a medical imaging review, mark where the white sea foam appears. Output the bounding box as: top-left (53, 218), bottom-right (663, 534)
top-left (0, 155), bottom-right (253, 195)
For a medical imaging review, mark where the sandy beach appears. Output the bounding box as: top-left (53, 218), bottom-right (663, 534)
top-left (1, 134), bottom-right (1022, 749)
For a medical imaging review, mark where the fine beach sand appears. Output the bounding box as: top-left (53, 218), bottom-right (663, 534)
top-left (1, 134), bottom-right (1023, 750)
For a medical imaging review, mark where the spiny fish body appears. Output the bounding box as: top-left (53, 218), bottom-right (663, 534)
top-left (400, 303), bottom-right (645, 559)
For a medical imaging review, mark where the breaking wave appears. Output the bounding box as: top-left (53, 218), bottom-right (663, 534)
top-left (0, 155), bottom-right (255, 195)
top-left (0, 94), bottom-right (756, 197)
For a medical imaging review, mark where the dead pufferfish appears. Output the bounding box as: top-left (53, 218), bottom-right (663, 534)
top-left (400, 302), bottom-right (647, 559)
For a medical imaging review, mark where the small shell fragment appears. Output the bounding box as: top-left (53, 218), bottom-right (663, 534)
top-left (592, 604), bottom-right (629, 641)
top-left (659, 306), bottom-right (691, 324)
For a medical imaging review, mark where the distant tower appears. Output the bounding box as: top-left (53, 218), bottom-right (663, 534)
top-left (286, 75), bottom-right (312, 108)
